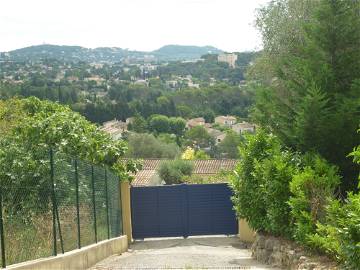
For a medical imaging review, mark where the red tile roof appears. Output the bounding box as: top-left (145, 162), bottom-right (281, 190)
top-left (132, 159), bottom-right (238, 186)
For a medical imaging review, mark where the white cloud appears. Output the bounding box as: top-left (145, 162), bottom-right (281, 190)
top-left (0, 0), bottom-right (269, 52)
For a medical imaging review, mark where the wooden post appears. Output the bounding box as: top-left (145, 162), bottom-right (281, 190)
top-left (120, 182), bottom-right (133, 244)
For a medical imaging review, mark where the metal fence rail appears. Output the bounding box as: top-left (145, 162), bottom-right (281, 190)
top-left (0, 149), bottom-right (123, 267)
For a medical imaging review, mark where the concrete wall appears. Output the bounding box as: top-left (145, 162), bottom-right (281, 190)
top-left (238, 219), bottom-right (256, 243)
top-left (7, 235), bottom-right (128, 270)
top-left (121, 181), bottom-right (133, 244)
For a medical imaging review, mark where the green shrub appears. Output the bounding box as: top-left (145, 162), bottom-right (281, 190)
top-left (333, 193), bottom-right (360, 269)
top-left (231, 129), bottom-right (296, 235)
top-left (308, 193), bottom-right (360, 269)
top-left (289, 154), bottom-right (341, 243)
top-left (158, 159), bottom-right (194, 185)
top-left (259, 151), bottom-right (299, 236)
top-left (308, 141), bottom-right (360, 269)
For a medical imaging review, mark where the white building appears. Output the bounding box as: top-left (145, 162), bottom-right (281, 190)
top-left (214, 115), bottom-right (237, 127)
top-left (218, 53), bottom-right (238, 68)
top-left (232, 121), bottom-right (256, 134)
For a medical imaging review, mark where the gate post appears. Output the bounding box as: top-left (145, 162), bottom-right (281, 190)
top-left (120, 182), bottom-right (132, 244)
top-left (238, 219), bottom-right (256, 243)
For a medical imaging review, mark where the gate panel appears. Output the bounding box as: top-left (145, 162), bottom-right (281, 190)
top-left (187, 185), bottom-right (212, 235)
top-left (158, 186), bottom-right (185, 237)
top-left (131, 183), bottom-right (237, 239)
top-left (187, 184), bottom-right (237, 236)
top-left (131, 187), bottom-right (159, 239)
top-left (208, 184), bottom-right (237, 235)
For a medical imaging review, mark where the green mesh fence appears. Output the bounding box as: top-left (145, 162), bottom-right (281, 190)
top-left (0, 150), bottom-right (123, 267)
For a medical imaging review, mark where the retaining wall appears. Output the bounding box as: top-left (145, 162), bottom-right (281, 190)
top-left (7, 235), bottom-right (128, 270)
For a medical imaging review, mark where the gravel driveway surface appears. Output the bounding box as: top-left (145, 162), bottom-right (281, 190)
top-left (89, 236), bottom-right (279, 270)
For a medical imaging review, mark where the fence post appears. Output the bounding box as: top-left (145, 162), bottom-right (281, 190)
top-left (55, 196), bottom-right (64, 254)
top-left (49, 149), bottom-right (57, 256)
top-left (91, 165), bottom-right (97, 243)
top-left (120, 181), bottom-right (133, 244)
top-left (0, 189), bottom-right (6, 268)
top-left (104, 168), bottom-right (110, 239)
top-left (74, 159), bottom-right (81, 249)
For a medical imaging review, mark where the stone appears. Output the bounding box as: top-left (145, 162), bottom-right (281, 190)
top-left (256, 248), bottom-right (271, 264)
top-left (265, 238), bottom-right (275, 250)
top-left (269, 251), bottom-right (283, 267)
top-left (272, 240), bottom-right (281, 252)
top-left (257, 235), bottom-right (266, 249)
top-left (251, 235), bottom-right (338, 270)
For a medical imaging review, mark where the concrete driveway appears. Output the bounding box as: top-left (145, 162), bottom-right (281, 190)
top-left (90, 236), bottom-right (279, 270)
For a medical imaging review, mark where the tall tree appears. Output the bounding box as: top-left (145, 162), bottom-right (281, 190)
top-left (251, 0), bottom-right (360, 191)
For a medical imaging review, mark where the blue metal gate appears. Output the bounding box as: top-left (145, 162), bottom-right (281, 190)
top-left (131, 183), bottom-right (238, 239)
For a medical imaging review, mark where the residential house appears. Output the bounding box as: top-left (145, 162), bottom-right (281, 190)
top-left (214, 115), bottom-right (237, 127)
top-left (165, 80), bottom-right (178, 88)
top-left (134, 79), bottom-right (149, 86)
top-left (126, 117), bottom-right (135, 125)
top-left (85, 76), bottom-right (105, 85)
top-left (232, 121), bottom-right (256, 134)
top-left (186, 117), bottom-right (206, 129)
top-left (100, 119), bottom-right (128, 140)
top-left (207, 128), bottom-right (225, 145)
top-left (215, 133), bottom-right (226, 145)
top-left (187, 81), bottom-right (200, 88)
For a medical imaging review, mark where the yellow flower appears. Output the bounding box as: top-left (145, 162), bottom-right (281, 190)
top-left (181, 147), bottom-right (195, 160)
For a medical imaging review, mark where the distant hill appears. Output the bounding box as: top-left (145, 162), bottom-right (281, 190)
top-left (0, 44), bottom-right (223, 62)
top-left (152, 45), bottom-right (222, 60)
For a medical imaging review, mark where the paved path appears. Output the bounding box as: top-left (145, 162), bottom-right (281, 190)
top-left (90, 236), bottom-right (279, 270)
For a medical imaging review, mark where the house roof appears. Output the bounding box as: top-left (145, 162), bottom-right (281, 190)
top-left (131, 170), bottom-right (157, 186)
top-left (132, 159), bottom-right (238, 186)
top-left (207, 128), bottom-right (224, 138)
top-left (232, 121), bottom-right (255, 129)
top-left (215, 115), bottom-right (237, 122)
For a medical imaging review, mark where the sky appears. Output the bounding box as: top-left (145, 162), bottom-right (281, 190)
top-left (0, 0), bottom-right (269, 52)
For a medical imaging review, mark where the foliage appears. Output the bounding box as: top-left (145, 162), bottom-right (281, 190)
top-left (230, 129), bottom-right (295, 235)
top-left (348, 129), bottom-right (360, 186)
top-left (149, 114), bottom-right (170, 134)
top-left (307, 142), bottom-right (360, 268)
top-left (184, 126), bottom-right (214, 150)
top-left (307, 192), bottom-right (360, 269)
top-left (181, 147), bottom-right (195, 160)
top-left (0, 98), bottom-right (25, 136)
top-left (168, 117), bottom-right (186, 137)
top-left (259, 150), bottom-right (299, 236)
top-left (0, 98), bottom-right (137, 184)
top-left (250, 0), bottom-right (360, 192)
top-left (183, 170), bottom-right (230, 184)
top-left (158, 51), bottom-right (257, 84)
top-left (288, 155), bottom-right (341, 243)
top-left (128, 113), bottom-right (148, 133)
top-left (126, 133), bottom-right (180, 159)
top-left (194, 150), bottom-right (210, 160)
top-left (157, 160), bottom-right (194, 185)
top-left (181, 147), bottom-right (210, 160)
top-left (217, 130), bottom-right (242, 158)
top-left (147, 115), bottom-right (186, 137)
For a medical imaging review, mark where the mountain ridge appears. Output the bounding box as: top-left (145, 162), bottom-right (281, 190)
top-left (1, 44), bottom-right (224, 62)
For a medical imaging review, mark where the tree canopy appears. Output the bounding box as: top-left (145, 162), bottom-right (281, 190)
top-left (250, 0), bottom-right (360, 192)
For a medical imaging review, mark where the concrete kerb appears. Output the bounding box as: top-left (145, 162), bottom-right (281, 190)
top-left (6, 235), bottom-right (128, 270)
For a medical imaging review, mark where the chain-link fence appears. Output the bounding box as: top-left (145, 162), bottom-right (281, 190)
top-left (0, 149), bottom-right (123, 267)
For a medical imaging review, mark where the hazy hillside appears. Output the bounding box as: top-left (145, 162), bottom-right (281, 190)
top-left (152, 45), bottom-right (222, 60)
top-left (0, 44), bottom-right (223, 62)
